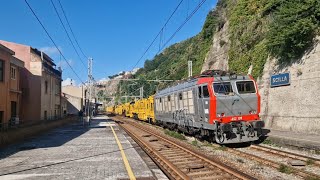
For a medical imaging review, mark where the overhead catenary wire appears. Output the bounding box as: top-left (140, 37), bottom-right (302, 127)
top-left (24, 0), bottom-right (86, 85)
top-left (131, 0), bottom-right (185, 70)
top-left (50, 0), bottom-right (87, 69)
top-left (140, 0), bottom-right (210, 82)
top-left (57, 0), bottom-right (88, 60)
top-left (158, 0), bottom-right (207, 54)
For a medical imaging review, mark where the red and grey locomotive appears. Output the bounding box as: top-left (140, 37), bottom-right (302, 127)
top-left (154, 70), bottom-right (266, 144)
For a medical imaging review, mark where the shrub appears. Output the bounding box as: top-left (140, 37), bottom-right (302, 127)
top-left (267, 0), bottom-right (320, 63)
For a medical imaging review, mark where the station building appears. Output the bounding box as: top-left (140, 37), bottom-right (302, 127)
top-left (0, 44), bottom-right (24, 128)
top-left (0, 40), bottom-right (62, 123)
top-left (61, 85), bottom-right (83, 115)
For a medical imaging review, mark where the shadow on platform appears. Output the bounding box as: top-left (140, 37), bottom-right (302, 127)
top-left (0, 117), bottom-right (113, 160)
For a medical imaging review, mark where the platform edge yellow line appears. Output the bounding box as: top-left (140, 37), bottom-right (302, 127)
top-left (109, 123), bottom-right (136, 180)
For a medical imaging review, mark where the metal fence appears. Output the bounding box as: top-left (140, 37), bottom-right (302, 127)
top-left (0, 115), bottom-right (74, 132)
top-left (0, 118), bottom-right (18, 132)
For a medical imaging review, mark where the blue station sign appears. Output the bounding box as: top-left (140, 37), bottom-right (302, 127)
top-left (270, 73), bottom-right (290, 87)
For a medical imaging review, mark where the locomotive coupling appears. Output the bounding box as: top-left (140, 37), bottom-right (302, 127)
top-left (221, 123), bottom-right (232, 132)
top-left (252, 120), bottom-right (265, 129)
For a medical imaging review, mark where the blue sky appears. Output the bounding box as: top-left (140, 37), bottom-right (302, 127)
top-left (0, 0), bottom-right (216, 84)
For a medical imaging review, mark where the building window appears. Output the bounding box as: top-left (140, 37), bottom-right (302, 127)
top-left (179, 93), bottom-right (183, 100)
top-left (0, 60), bottom-right (4, 82)
top-left (56, 79), bottom-right (60, 94)
top-left (45, 81), bottom-right (48, 94)
top-left (0, 111), bottom-right (3, 127)
top-left (168, 95), bottom-right (171, 101)
top-left (10, 66), bottom-right (16, 80)
top-left (11, 101), bottom-right (17, 118)
top-left (44, 111), bottom-right (47, 120)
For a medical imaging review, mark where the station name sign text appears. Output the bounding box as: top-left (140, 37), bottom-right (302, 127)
top-left (270, 73), bottom-right (290, 87)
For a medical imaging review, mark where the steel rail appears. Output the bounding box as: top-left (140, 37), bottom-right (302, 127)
top-left (226, 147), bottom-right (320, 180)
top-left (115, 116), bottom-right (256, 180)
top-left (120, 122), bottom-right (188, 180)
top-left (251, 145), bottom-right (320, 167)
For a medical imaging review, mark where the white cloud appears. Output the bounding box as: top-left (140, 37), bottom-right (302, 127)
top-left (39, 46), bottom-right (62, 56)
top-left (57, 59), bottom-right (73, 71)
top-left (99, 78), bottom-right (109, 82)
top-left (62, 78), bottom-right (76, 86)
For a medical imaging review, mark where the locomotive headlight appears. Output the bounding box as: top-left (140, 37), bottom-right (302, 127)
top-left (217, 113), bottom-right (225, 117)
top-left (249, 110), bottom-right (256, 114)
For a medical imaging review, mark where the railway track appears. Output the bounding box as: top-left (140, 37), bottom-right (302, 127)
top-left (113, 115), bottom-right (320, 179)
top-left (249, 145), bottom-right (320, 167)
top-left (226, 147), bottom-right (320, 180)
top-left (114, 116), bottom-right (256, 180)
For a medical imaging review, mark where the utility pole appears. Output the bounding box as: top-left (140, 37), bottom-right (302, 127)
top-left (119, 82), bottom-right (121, 104)
top-left (140, 86), bottom-right (144, 99)
top-left (86, 57), bottom-right (93, 124)
top-left (188, 61), bottom-right (192, 77)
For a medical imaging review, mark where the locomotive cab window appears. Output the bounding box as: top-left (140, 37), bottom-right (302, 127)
top-left (213, 82), bottom-right (233, 95)
top-left (236, 81), bottom-right (256, 94)
top-left (198, 86), bottom-right (202, 98)
top-left (203, 85), bottom-right (210, 98)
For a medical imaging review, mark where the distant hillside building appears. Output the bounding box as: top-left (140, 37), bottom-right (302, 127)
top-left (0, 44), bottom-right (24, 128)
top-left (0, 40), bottom-right (62, 122)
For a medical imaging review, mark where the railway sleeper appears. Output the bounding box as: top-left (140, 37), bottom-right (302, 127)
top-left (173, 159), bottom-right (203, 166)
top-left (156, 147), bottom-right (173, 151)
top-left (168, 156), bottom-right (197, 162)
top-left (160, 151), bottom-right (187, 156)
top-left (190, 172), bottom-right (230, 179)
top-left (163, 154), bottom-right (193, 159)
top-left (178, 164), bottom-right (207, 171)
top-left (187, 169), bottom-right (221, 177)
top-left (196, 175), bottom-right (229, 180)
top-left (156, 147), bottom-right (178, 153)
top-left (160, 150), bottom-right (188, 155)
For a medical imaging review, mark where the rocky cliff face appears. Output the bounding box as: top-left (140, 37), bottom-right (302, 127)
top-left (201, 20), bottom-right (230, 72)
top-left (202, 16), bottom-right (320, 134)
top-left (200, 0), bottom-right (320, 134)
top-left (258, 37), bottom-right (320, 134)
top-left (98, 79), bottom-right (120, 106)
top-left (201, 2), bottom-right (229, 72)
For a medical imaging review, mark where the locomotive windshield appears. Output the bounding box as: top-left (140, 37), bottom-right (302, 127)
top-left (213, 82), bottom-right (233, 95)
top-left (236, 81), bottom-right (256, 94)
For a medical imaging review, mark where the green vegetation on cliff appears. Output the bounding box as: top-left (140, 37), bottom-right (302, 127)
top-left (228, 0), bottom-right (320, 77)
top-left (115, 5), bottom-right (224, 102)
top-left (115, 0), bottom-right (320, 103)
top-left (136, 8), bottom-right (222, 80)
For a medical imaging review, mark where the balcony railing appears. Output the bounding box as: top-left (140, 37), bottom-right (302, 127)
top-left (42, 62), bottom-right (62, 77)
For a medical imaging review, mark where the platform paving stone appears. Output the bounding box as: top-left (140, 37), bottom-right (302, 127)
top-left (0, 115), bottom-right (160, 179)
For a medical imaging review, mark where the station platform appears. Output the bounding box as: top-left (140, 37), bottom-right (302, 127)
top-left (0, 115), bottom-right (167, 180)
top-left (267, 129), bottom-right (320, 150)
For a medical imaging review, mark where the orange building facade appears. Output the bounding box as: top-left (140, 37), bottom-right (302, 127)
top-left (0, 44), bottom-right (24, 129)
top-left (0, 40), bottom-right (62, 123)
